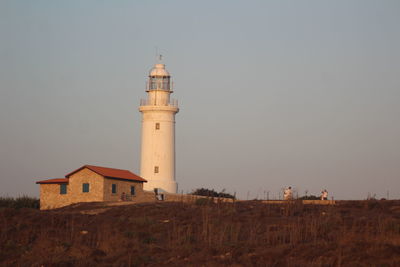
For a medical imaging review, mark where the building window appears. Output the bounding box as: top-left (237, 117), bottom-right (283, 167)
top-left (112, 184), bottom-right (117, 194)
top-left (82, 183), bottom-right (90, 193)
top-left (130, 186), bottom-right (135, 196)
top-left (60, 184), bottom-right (67, 195)
top-left (155, 123), bottom-right (160, 130)
top-left (154, 166), bottom-right (159, 173)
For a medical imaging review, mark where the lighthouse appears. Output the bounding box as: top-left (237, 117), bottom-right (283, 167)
top-left (139, 61), bottom-right (179, 193)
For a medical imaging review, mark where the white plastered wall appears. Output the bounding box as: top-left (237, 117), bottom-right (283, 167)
top-left (139, 106), bottom-right (178, 193)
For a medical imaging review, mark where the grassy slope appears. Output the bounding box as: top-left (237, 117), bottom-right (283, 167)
top-left (1, 200), bottom-right (400, 266)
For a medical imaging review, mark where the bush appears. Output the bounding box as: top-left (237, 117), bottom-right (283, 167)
top-left (0, 196), bottom-right (40, 209)
top-left (191, 188), bottom-right (235, 199)
top-left (298, 195), bottom-right (320, 200)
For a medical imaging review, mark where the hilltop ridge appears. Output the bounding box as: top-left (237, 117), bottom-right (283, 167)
top-left (1, 200), bottom-right (400, 266)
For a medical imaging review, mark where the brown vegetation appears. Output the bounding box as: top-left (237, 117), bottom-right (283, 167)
top-left (1, 200), bottom-right (400, 266)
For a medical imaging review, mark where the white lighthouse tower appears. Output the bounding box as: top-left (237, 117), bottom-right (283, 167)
top-left (139, 61), bottom-right (179, 193)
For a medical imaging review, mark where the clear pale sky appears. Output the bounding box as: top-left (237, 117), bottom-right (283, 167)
top-left (1, 1), bottom-right (399, 200)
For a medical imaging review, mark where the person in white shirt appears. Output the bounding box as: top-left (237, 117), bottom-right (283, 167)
top-left (321, 189), bottom-right (328, 200)
top-left (284, 186), bottom-right (293, 200)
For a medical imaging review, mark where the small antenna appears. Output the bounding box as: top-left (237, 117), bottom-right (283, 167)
top-left (154, 47), bottom-right (164, 63)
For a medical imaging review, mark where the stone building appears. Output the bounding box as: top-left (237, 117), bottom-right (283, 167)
top-left (36, 165), bottom-right (147, 210)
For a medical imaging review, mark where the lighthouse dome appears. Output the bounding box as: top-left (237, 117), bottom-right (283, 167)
top-left (149, 64), bottom-right (170, 77)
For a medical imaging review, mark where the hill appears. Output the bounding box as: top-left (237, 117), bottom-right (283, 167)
top-left (1, 200), bottom-right (400, 266)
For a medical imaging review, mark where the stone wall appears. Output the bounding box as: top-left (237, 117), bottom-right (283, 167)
top-left (39, 184), bottom-right (71, 210)
top-left (163, 192), bottom-right (234, 203)
top-left (67, 168), bottom-right (105, 203)
top-left (261, 200), bottom-right (336, 205)
top-left (124, 190), bottom-right (234, 204)
top-left (39, 168), bottom-right (105, 210)
top-left (103, 178), bottom-right (144, 202)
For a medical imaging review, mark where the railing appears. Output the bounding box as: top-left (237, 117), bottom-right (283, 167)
top-left (140, 98), bottom-right (178, 107)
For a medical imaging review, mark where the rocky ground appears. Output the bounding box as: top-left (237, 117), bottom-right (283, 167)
top-left (1, 199), bottom-right (400, 266)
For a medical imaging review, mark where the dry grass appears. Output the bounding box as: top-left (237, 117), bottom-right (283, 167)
top-left (0, 199), bottom-right (399, 266)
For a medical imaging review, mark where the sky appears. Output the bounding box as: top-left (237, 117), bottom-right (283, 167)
top-left (0, 0), bottom-right (399, 200)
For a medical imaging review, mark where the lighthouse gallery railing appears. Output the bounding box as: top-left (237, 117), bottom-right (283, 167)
top-left (140, 98), bottom-right (178, 107)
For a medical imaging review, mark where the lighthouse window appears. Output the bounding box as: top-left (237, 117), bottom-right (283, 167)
top-left (154, 166), bottom-right (159, 173)
top-left (150, 77), bottom-right (157, 90)
top-left (155, 123), bottom-right (160, 130)
top-left (162, 77), bottom-right (169, 90)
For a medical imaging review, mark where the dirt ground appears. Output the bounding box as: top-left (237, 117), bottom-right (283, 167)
top-left (1, 200), bottom-right (400, 266)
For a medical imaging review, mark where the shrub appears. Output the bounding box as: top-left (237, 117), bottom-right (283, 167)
top-left (0, 196), bottom-right (40, 209)
top-left (298, 195), bottom-right (320, 200)
top-left (191, 188), bottom-right (235, 199)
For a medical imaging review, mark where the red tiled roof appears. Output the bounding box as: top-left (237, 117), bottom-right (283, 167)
top-left (36, 178), bottom-right (69, 184)
top-left (65, 165), bottom-right (147, 183)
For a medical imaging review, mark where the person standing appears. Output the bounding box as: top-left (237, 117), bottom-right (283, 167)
top-left (321, 189), bottom-right (328, 200)
top-left (284, 187), bottom-right (293, 200)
